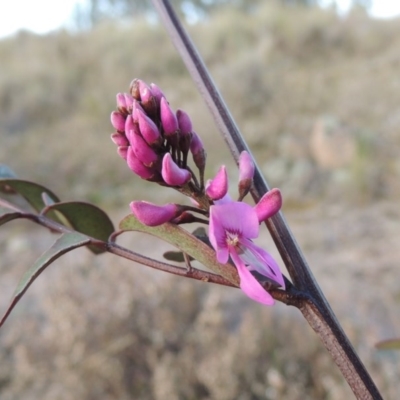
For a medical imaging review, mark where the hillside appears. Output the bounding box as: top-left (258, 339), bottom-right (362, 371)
top-left (1, 4), bottom-right (400, 398)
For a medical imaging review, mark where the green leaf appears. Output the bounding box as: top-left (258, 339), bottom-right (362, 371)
top-left (0, 232), bottom-right (91, 328)
top-left (376, 339), bottom-right (400, 350)
top-left (119, 214), bottom-right (239, 285)
top-left (163, 227), bottom-right (210, 263)
top-left (44, 202), bottom-right (115, 254)
top-left (0, 179), bottom-right (62, 222)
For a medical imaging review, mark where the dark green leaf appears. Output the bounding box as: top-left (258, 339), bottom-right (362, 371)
top-left (44, 202), bottom-right (114, 254)
top-left (163, 250), bottom-right (189, 262)
top-left (0, 232), bottom-right (91, 328)
top-left (376, 339), bottom-right (400, 350)
top-left (163, 227), bottom-right (210, 263)
top-left (0, 179), bottom-right (62, 222)
top-left (119, 214), bottom-right (238, 285)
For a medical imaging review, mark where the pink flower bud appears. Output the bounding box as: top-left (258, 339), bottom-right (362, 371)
top-left (138, 80), bottom-right (152, 102)
top-left (130, 131), bottom-right (158, 166)
top-left (160, 97), bottom-right (178, 136)
top-left (124, 115), bottom-right (141, 144)
top-left (139, 80), bottom-right (157, 116)
top-left (127, 147), bottom-right (156, 180)
top-left (111, 132), bottom-right (129, 147)
top-left (131, 100), bottom-right (144, 121)
top-left (130, 201), bottom-right (180, 226)
top-left (129, 78), bottom-right (141, 100)
top-left (116, 93), bottom-right (127, 111)
top-left (150, 83), bottom-right (165, 105)
top-left (117, 146), bottom-right (128, 160)
top-left (206, 165), bottom-right (228, 200)
top-left (254, 188), bottom-right (282, 223)
top-left (137, 109), bottom-right (161, 146)
top-left (176, 109), bottom-right (192, 134)
top-left (110, 111), bottom-right (125, 132)
top-left (124, 93), bottom-right (134, 112)
top-left (190, 131), bottom-right (207, 172)
top-left (161, 153), bottom-right (191, 186)
top-left (125, 114), bottom-right (134, 133)
top-left (238, 151), bottom-right (255, 200)
top-left (239, 151), bottom-right (254, 181)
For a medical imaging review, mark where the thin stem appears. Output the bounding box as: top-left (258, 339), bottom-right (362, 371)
top-left (4, 209), bottom-right (236, 289)
top-left (150, 1), bottom-right (382, 398)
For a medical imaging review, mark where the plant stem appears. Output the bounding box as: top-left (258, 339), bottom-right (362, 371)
top-left (150, 1), bottom-right (382, 398)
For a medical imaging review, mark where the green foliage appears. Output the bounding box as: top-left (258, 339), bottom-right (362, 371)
top-left (44, 202), bottom-right (115, 253)
top-left (120, 214), bottom-right (239, 284)
top-left (0, 232), bottom-right (91, 328)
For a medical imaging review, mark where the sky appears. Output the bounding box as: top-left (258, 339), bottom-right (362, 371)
top-left (0, 0), bottom-right (399, 39)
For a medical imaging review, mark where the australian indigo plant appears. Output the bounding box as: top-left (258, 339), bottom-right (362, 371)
top-left (0, 1), bottom-right (391, 398)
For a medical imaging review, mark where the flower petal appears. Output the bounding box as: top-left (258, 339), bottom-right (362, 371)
top-left (230, 250), bottom-right (275, 305)
top-left (241, 239), bottom-right (285, 288)
top-left (210, 202), bottom-right (259, 240)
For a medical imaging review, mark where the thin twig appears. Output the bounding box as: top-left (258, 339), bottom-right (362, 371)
top-left (3, 209), bottom-right (236, 288)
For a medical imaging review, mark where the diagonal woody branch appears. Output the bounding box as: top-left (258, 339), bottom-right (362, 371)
top-left (150, 1), bottom-right (382, 398)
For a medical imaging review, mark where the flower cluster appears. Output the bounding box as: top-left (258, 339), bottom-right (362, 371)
top-left (111, 80), bottom-right (285, 305)
top-left (110, 79), bottom-right (205, 190)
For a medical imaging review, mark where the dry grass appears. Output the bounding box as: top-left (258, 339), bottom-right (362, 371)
top-left (1, 3), bottom-right (400, 399)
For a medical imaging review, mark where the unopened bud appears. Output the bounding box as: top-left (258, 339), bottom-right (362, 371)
top-left (124, 93), bottom-right (134, 112)
top-left (130, 201), bottom-right (181, 227)
top-left (116, 93), bottom-right (127, 113)
top-left (127, 147), bottom-right (156, 180)
top-left (190, 131), bottom-right (207, 173)
top-left (139, 80), bottom-right (157, 116)
top-left (130, 132), bottom-right (159, 167)
top-left (111, 132), bottom-right (129, 147)
top-left (161, 153), bottom-right (191, 186)
top-left (150, 83), bottom-right (165, 106)
top-left (176, 109), bottom-right (192, 135)
top-left (110, 111), bottom-right (125, 132)
top-left (254, 188), bottom-right (282, 223)
top-left (206, 165), bottom-right (228, 201)
top-left (160, 97), bottom-right (179, 136)
top-left (238, 151), bottom-right (255, 200)
top-left (129, 78), bottom-right (141, 100)
top-left (137, 108), bottom-right (162, 146)
top-left (117, 146), bottom-right (129, 160)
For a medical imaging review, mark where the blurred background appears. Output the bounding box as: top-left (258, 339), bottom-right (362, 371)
top-left (1, 0), bottom-right (400, 398)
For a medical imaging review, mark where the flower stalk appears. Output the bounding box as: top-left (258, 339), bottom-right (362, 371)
top-left (149, 0), bottom-right (383, 398)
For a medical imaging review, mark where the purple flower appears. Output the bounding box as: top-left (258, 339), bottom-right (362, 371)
top-left (209, 201), bottom-right (284, 305)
